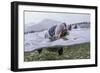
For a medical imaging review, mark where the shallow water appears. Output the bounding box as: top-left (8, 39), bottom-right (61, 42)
top-left (24, 28), bottom-right (90, 52)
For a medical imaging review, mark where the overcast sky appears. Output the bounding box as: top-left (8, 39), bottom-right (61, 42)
top-left (24, 11), bottom-right (90, 26)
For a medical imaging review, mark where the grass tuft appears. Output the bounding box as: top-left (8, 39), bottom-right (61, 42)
top-left (24, 42), bottom-right (90, 62)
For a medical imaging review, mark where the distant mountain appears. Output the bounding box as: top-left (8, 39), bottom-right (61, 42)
top-left (79, 22), bottom-right (90, 28)
top-left (71, 22), bottom-right (90, 28)
top-left (24, 23), bottom-right (36, 34)
top-left (25, 19), bottom-right (62, 33)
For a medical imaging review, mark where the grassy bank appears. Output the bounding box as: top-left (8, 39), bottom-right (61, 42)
top-left (24, 42), bottom-right (90, 62)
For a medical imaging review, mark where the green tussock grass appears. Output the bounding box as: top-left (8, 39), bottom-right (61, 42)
top-left (24, 42), bottom-right (90, 62)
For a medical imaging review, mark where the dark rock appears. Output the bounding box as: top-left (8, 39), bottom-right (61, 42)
top-left (58, 47), bottom-right (63, 55)
top-left (37, 49), bottom-right (42, 54)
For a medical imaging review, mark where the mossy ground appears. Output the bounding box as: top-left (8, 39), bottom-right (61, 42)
top-left (24, 42), bottom-right (90, 62)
